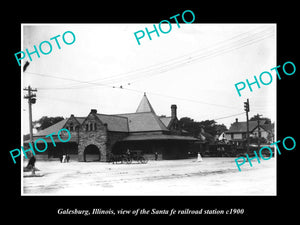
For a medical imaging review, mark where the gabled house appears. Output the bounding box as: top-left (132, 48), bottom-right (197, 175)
top-left (25, 93), bottom-right (199, 161)
top-left (224, 118), bottom-right (274, 146)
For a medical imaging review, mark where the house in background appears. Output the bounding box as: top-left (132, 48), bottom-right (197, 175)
top-left (25, 93), bottom-right (199, 161)
top-left (224, 118), bottom-right (274, 147)
top-left (252, 123), bottom-right (274, 143)
top-left (217, 132), bottom-right (227, 143)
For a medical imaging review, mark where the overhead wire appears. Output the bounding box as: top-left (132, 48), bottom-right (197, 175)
top-left (211, 112), bottom-right (245, 121)
top-left (85, 26), bottom-right (274, 86)
top-left (24, 71), bottom-right (240, 109)
top-left (102, 26), bottom-right (274, 85)
top-left (23, 26), bottom-right (274, 112)
top-left (29, 26), bottom-right (274, 90)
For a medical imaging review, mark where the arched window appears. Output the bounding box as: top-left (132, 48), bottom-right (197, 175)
top-left (90, 123), bottom-right (93, 131)
top-left (94, 123), bottom-right (97, 131)
top-left (86, 124), bottom-right (89, 131)
top-left (69, 123), bottom-right (74, 131)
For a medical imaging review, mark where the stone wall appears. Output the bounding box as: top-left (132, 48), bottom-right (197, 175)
top-left (63, 114), bottom-right (81, 144)
top-left (77, 111), bottom-right (108, 162)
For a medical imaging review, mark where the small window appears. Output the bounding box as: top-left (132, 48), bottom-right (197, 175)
top-left (90, 123), bottom-right (93, 131)
top-left (86, 124), bottom-right (89, 131)
top-left (94, 123), bottom-right (97, 131)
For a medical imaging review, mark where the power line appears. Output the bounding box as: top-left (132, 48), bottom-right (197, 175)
top-left (28, 26), bottom-right (274, 90)
top-left (25, 70), bottom-right (239, 110)
top-left (110, 27), bottom-right (274, 85)
top-left (84, 26), bottom-right (274, 86)
top-left (212, 112), bottom-right (245, 121)
top-left (139, 90), bottom-right (239, 109)
top-left (23, 27), bottom-right (274, 111)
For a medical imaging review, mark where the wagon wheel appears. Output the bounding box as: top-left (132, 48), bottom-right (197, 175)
top-left (126, 157), bottom-right (132, 164)
top-left (121, 156), bottom-right (127, 164)
top-left (140, 156), bottom-right (148, 164)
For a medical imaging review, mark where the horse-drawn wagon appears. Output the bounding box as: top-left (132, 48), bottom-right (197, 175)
top-left (109, 150), bottom-right (148, 164)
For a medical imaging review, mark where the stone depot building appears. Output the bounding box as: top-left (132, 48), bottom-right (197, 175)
top-left (26, 94), bottom-right (199, 161)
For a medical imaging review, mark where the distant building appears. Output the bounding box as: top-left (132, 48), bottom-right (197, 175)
top-left (217, 132), bottom-right (227, 142)
top-left (224, 118), bottom-right (274, 146)
top-left (25, 93), bottom-right (199, 161)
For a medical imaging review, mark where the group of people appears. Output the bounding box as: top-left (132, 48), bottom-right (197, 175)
top-left (59, 154), bottom-right (70, 163)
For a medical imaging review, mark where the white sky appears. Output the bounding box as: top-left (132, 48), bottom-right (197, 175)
top-left (21, 23), bottom-right (276, 134)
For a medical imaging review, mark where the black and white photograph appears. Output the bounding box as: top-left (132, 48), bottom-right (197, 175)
top-left (21, 23), bottom-right (276, 195)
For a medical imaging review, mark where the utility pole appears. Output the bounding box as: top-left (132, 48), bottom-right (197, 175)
top-left (244, 99), bottom-right (250, 153)
top-left (256, 113), bottom-right (263, 150)
top-left (24, 85), bottom-right (37, 147)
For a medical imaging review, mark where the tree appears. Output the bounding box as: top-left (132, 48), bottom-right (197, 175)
top-left (178, 117), bottom-right (200, 137)
top-left (250, 115), bottom-right (271, 124)
top-left (33, 116), bottom-right (64, 131)
top-left (213, 123), bottom-right (228, 135)
top-left (249, 136), bottom-right (267, 145)
top-left (178, 117), bottom-right (228, 137)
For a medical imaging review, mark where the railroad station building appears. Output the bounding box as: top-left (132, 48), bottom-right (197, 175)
top-left (27, 93), bottom-right (199, 161)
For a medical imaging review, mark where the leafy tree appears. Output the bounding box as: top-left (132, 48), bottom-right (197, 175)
top-left (33, 116), bottom-right (64, 131)
top-left (178, 117), bottom-right (200, 137)
top-left (178, 117), bottom-right (227, 137)
top-left (250, 115), bottom-right (271, 124)
top-left (249, 136), bottom-right (268, 144)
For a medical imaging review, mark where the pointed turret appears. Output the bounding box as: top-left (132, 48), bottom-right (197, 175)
top-left (136, 92), bottom-right (156, 113)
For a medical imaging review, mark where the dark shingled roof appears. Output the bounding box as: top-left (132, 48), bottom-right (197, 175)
top-left (34, 118), bottom-right (68, 136)
top-left (123, 134), bottom-right (198, 141)
top-left (96, 114), bottom-right (129, 132)
top-left (75, 117), bottom-right (86, 125)
top-left (135, 93), bottom-right (155, 113)
top-left (159, 116), bottom-right (172, 128)
top-left (115, 112), bottom-right (168, 132)
top-left (34, 116), bottom-right (86, 137)
top-left (31, 94), bottom-right (188, 138)
top-left (226, 120), bottom-right (273, 133)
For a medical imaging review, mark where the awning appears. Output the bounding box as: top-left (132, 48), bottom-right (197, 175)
top-left (122, 134), bottom-right (199, 141)
top-left (23, 135), bottom-right (78, 144)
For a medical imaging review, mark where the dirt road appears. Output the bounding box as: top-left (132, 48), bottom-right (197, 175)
top-left (22, 157), bottom-right (276, 195)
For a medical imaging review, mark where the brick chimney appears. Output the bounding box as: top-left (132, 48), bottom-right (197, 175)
top-left (171, 104), bottom-right (177, 119)
top-left (91, 109), bottom-right (97, 114)
top-left (235, 118), bottom-right (238, 123)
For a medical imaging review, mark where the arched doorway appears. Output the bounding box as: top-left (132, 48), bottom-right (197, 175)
top-left (84, 144), bottom-right (101, 162)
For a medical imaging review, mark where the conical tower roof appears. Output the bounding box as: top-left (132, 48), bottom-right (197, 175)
top-left (136, 93), bottom-right (155, 113)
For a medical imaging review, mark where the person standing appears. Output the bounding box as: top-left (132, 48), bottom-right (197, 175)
top-left (62, 154), bottom-right (66, 163)
top-left (126, 149), bottom-right (130, 157)
top-left (66, 154), bottom-right (70, 163)
top-left (27, 155), bottom-right (36, 174)
top-left (154, 152), bottom-right (158, 161)
top-left (197, 152), bottom-right (203, 162)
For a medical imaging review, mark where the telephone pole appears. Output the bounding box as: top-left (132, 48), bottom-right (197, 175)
top-left (244, 99), bottom-right (250, 153)
top-left (256, 113), bottom-right (263, 150)
top-left (24, 85), bottom-right (37, 146)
